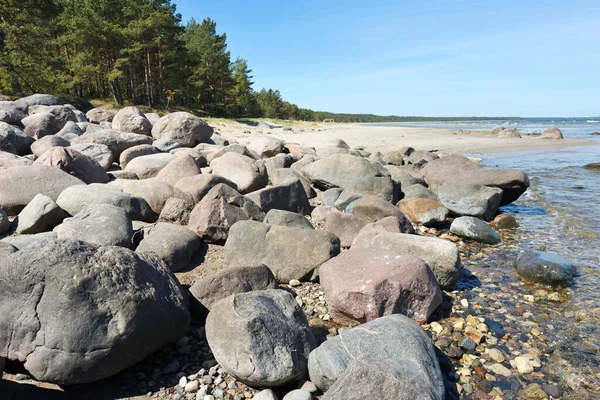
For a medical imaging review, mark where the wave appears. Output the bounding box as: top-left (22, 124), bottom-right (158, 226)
top-left (586, 120), bottom-right (599, 123)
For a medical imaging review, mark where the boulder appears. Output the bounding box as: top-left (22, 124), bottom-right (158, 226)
top-left (107, 178), bottom-right (175, 214)
top-left (86, 108), bottom-right (115, 124)
top-left (322, 354), bottom-right (443, 400)
top-left (16, 194), bottom-right (66, 234)
top-left (348, 195), bottom-right (413, 231)
top-left (450, 216), bottom-right (500, 244)
top-left (320, 248), bottom-right (442, 324)
top-left (402, 183), bottom-right (438, 200)
top-left (353, 232), bottom-right (461, 290)
top-left (112, 106), bottom-right (152, 135)
top-left (491, 213), bottom-right (519, 229)
top-left (0, 150), bottom-right (32, 171)
top-left (135, 222), bottom-right (201, 272)
top-left (497, 128), bottom-right (521, 138)
top-left (307, 314), bottom-right (444, 397)
top-left (16, 93), bottom-right (64, 107)
top-left (247, 136), bottom-right (285, 158)
top-left (514, 251), bottom-right (576, 287)
top-left (156, 154), bottom-right (201, 186)
top-left (22, 112), bottom-right (59, 138)
top-left (53, 204), bottom-right (133, 248)
top-left (264, 209), bottom-right (314, 230)
top-left (69, 143), bottom-right (114, 170)
top-left (407, 150), bottom-right (439, 165)
top-left (206, 144), bottom-right (256, 163)
top-left (224, 220), bottom-right (340, 283)
top-left (0, 122), bottom-right (18, 154)
top-left (56, 184), bottom-right (155, 222)
top-left (268, 168), bottom-right (316, 199)
top-left (343, 176), bottom-right (398, 203)
top-left (322, 211), bottom-right (367, 248)
top-left (55, 121), bottom-right (84, 141)
top-left (3, 232), bottom-right (57, 250)
top-left (158, 197), bottom-right (194, 225)
top-left (151, 112), bottom-right (212, 147)
top-left (0, 102), bottom-right (27, 125)
top-left (351, 215), bottom-right (415, 247)
top-left (0, 239), bottom-right (189, 384)
top-left (541, 127), bottom-right (564, 139)
top-left (321, 188), bottom-right (343, 206)
top-left (119, 144), bottom-right (159, 169)
top-left (301, 154), bottom-right (383, 190)
top-left (264, 153), bottom-right (294, 172)
top-left (437, 183), bottom-right (503, 221)
top-left (34, 147), bottom-right (110, 184)
top-left (381, 150), bottom-right (405, 166)
top-left (153, 138), bottom-right (181, 152)
top-left (210, 152), bottom-right (268, 193)
top-left (124, 153), bottom-right (175, 179)
top-left (70, 129), bottom-right (153, 159)
top-left (31, 135), bottom-right (70, 157)
top-left (206, 289), bottom-right (316, 386)
top-left (144, 112), bottom-right (160, 126)
top-left (175, 174), bottom-right (238, 204)
top-left (385, 166), bottom-right (425, 189)
top-left (397, 198), bottom-right (448, 227)
top-left (189, 265), bottom-right (278, 314)
top-left (246, 178), bottom-right (312, 215)
top-left (0, 165), bottom-right (84, 215)
top-left (188, 184), bottom-right (264, 243)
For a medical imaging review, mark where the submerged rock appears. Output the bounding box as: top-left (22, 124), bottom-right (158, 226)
top-left (450, 216), bottom-right (500, 244)
top-left (514, 251), bottom-right (576, 287)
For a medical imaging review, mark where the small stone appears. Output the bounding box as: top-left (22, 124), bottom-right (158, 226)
top-left (488, 348), bottom-right (505, 363)
top-left (520, 383), bottom-right (547, 399)
top-left (15, 373), bottom-right (29, 381)
top-left (461, 299), bottom-right (469, 308)
top-left (163, 360), bottom-right (181, 375)
top-left (547, 292), bottom-right (561, 302)
top-left (448, 346), bottom-right (464, 358)
top-left (487, 363), bottom-right (512, 377)
top-left (289, 279), bottom-right (301, 287)
top-left (514, 356), bottom-right (534, 374)
top-left (179, 376), bottom-right (188, 387)
top-left (212, 388), bottom-right (225, 399)
top-left (460, 336), bottom-right (477, 352)
top-left (524, 295), bottom-right (535, 302)
top-left (430, 321), bottom-right (444, 334)
top-left (204, 396), bottom-right (216, 400)
top-left (185, 380), bottom-right (200, 393)
top-left (464, 326), bottom-right (484, 343)
top-left (299, 380), bottom-right (318, 393)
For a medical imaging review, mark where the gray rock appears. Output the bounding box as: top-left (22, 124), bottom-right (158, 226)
top-left (246, 178), bottom-right (312, 215)
top-left (119, 144), bottom-right (159, 169)
top-left (107, 178), bottom-right (176, 214)
top-left (16, 93), bottom-right (64, 107)
top-left (158, 197), bottom-right (194, 225)
top-left (397, 198), bottom-right (448, 227)
top-left (322, 211), bottom-right (367, 248)
top-left (0, 150), bottom-right (32, 171)
top-left (264, 209), bottom-right (314, 229)
top-left (136, 222), bottom-right (201, 272)
top-left (0, 239), bottom-right (189, 384)
top-left (70, 129), bottom-right (153, 159)
top-left (264, 153), bottom-right (294, 172)
top-left (541, 126), bottom-right (564, 139)
top-left (153, 138), bottom-right (182, 152)
top-left (407, 150), bottom-right (439, 164)
top-left (34, 147), bottom-right (110, 184)
top-left (85, 108), bottom-right (115, 124)
top-left (206, 289), bottom-right (316, 386)
top-left (3, 232), bottom-right (57, 249)
top-left (54, 204), bottom-right (133, 248)
top-left (16, 194), bottom-right (66, 234)
top-left (0, 208), bottom-right (9, 234)
top-left (344, 176), bottom-right (398, 203)
top-left (151, 112), bottom-right (213, 147)
top-left (253, 389), bottom-right (279, 400)
top-left (190, 264), bottom-right (278, 313)
top-left (144, 112), bottom-right (161, 126)
top-left (210, 152), bottom-right (268, 194)
top-left (0, 242), bottom-right (18, 257)
top-left (69, 143), bottom-right (114, 170)
top-left (188, 184), bottom-right (265, 243)
top-left (22, 112), bottom-right (59, 138)
top-left (112, 106), bottom-right (152, 135)
top-left (206, 144), bottom-right (255, 163)
top-left (301, 154), bottom-right (384, 190)
top-left (247, 136), bottom-right (285, 158)
top-left (437, 183), bottom-right (503, 221)
top-left (450, 216), bottom-right (500, 244)
top-left (124, 153), bottom-right (176, 179)
top-left (353, 232), bottom-right (461, 290)
top-left (224, 220), bottom-right (340, 283)
top-left (0, 103), bottom-right (27, 125)
top-left (268, 168), bottom-right (316, 199)
top-left (156, 154), bottom-right (202, 186)
top-left (283, 389), bottom-right (312, 400)
top-left (402, 183), bottom-right (438, 200)
top-left (514, 251), bottom-right (576, 287)
top-left (55, 120), bottom-right (84, 140)
top-left (321, 188), bottom-right (343, 206)
top-left (0, 165), bottom-right (84, 215)
top-left (31, 135), bottom-right (70, 157)
top-left (308, 314), bottom-right (444, 397)
top-left (332, 189), bottom-right (363, 211)
top-left (176, 174), bottom-right (238, 204)
top-left (56, 184), bottom-right (155, 222)
top-left (348, 196), bottom-right (413, 232)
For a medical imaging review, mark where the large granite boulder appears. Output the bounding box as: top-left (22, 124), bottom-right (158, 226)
top-left (112, 106), bottom-right (152, 135)
top-left (437, 183), bottom-right (503, 221)
top-left (206, 289), bottom-right (316, 386)
top-left (0, 102), bottom-right (28, 125)
top-left (70, 129), bottom-right (153, 159)
top-left (308, 314), bottom-right (444, 397)
top-left (514, 251), bottom-right (576, 287)
top-left (86, 108), bottom-right (115, 124)
top-left (124, 153), bottom-right (175, 179)
top-left (107, 178), bottom-right (176, 214)
top-left (246, 178), bottom-right (311, 215)
top-left (0, 150), bottom-right (32, 171)
top-left (0, 165), bottom-right (84, 215)
top-left (320, 248), bottom-right (442, 324)
top-left (119, 144), bottom-right (159, 168)
top-left (343, 176), bottom-right (398, 203)
top-left (22, 112), bottom-right (60, 138)
top-left (69, 143), bottom-right (114, 170)
top-left (301, 154), bottom-right (383, 190)
top-left (56, 184), bottom-right (155, 222)
top-left (15, 93), bottom-right (64, 107)
top-left (53, 204), bottom-right (133, 248)
top-left (322, 211), bottom-right (367, 248)
top-left (190, 265), bottom-right (278, 314)
top-left (188, 184), bottom-right (265, 243)
top-left (34, 147), bottom-right (110, 184)
top-left (135, 222), bottom-right (201, 272)
top-left (348, 195), bottom-right (413, 232)
top-left (397, 198), bottom-right (448, 227)
top-left (268, 168), bottom-right (316, 199)
top-left (210, 152), bottom-right (268, 193)
top-left (541, 127), bottom-right (564, 139)
top-left (264, 209), bottom-right (314, 229)
top-left (30, 135), bottom-right (70, 157)
top-left (175, 174), bottom-right (238, 204)
top-left (450, 216), bottom-right (500, 244)
top-left (151, 112), bottom-right (213, 147)
top-left (247, 136), bottom-right (285, 158)
top-left (16, 194), bottom-right (66, 234)
top-left (224, 220), bottom-right (340, 283)
top-left (402, 183), bottom-right (438, 200)
top-left (156, 154), bottom-right (201, 186)
top-left (353, 232), bottom-right (461, 290)
top-left (0, 239), bottom-right (190, 384)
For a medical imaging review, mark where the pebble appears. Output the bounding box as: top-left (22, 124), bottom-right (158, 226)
top-left (514, 356), bottom-right (534, 374)
top-left (212, 388), bottom-right (225, 398)
top-left (520, 383), bottom-right (547, 399)
top-left (185, 380), bottom-right (199, 393)
top-left (460, 336), bottom-right (478, 352)
top-left (163, 360), bottom-right (181, 375)
top-left (179, 376), bottom-right (188, 388)
top-left (487, 363), bottom-right (512, 377)
top-left (488, 348), bottom-right (505, 363)
top-left (289, 279), bottom-right (301, 287)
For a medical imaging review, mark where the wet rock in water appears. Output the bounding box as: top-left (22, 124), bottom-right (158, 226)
top-left (0, 239), bottom-right (189, 384)
top-left (112, 106), bottom-right (152, 136)
top-left (151, 112), bottom-right (213, 147)
top-left (308, 314), bottom-right (444, 397)
top-left (15, 194), bottom-right (66, 234)
top-left (540, 126), bottom-right (564, 139)
top-left (450, 216), bottom-right (500, 244)
top-left (188, 183), bottom-right (265, 243)
top-left (490, 213), bottom-right (519, 229)
top-left (190, 265), bottom-right (278, 314)
top-left (437, 183), bottom-right (503, 221)
top-left (53, 204), bottom-right (133, 248)
top-left (301, 154), bottom-right (384, 190)
top-left (514, 251), bottom-right (576, 287)
top-left (583, 162), bottom-right (600, 170)
top-left (224, 220), bottom-right (340, 283)
top-left (397, 198), bottom-right (448, 227)
top-left (135, 222), bottom-right (201, 272)
top-left (205, 289), bottom-right (316, 386)
top-left (353, 232), bottom-right (461, 290)
top-left (319, 248), bottom-right (442, 324)
top-left (246, 178), bottom-right (312, 215)
top-left (264, 209), bottom-right (314, 229)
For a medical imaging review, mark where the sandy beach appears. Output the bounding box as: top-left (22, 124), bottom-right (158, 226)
top-left (209, 121), bottom-right (596, 155)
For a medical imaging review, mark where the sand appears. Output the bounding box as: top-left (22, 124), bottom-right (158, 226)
top-left (209, 120), bottom-right (596, 155)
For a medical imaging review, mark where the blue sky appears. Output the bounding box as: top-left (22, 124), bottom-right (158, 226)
top-left (175, 0), bottom-right (600, 117)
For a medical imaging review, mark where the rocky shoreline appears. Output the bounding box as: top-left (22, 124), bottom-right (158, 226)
top-left (0, 94), bottom-right (588, 399)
